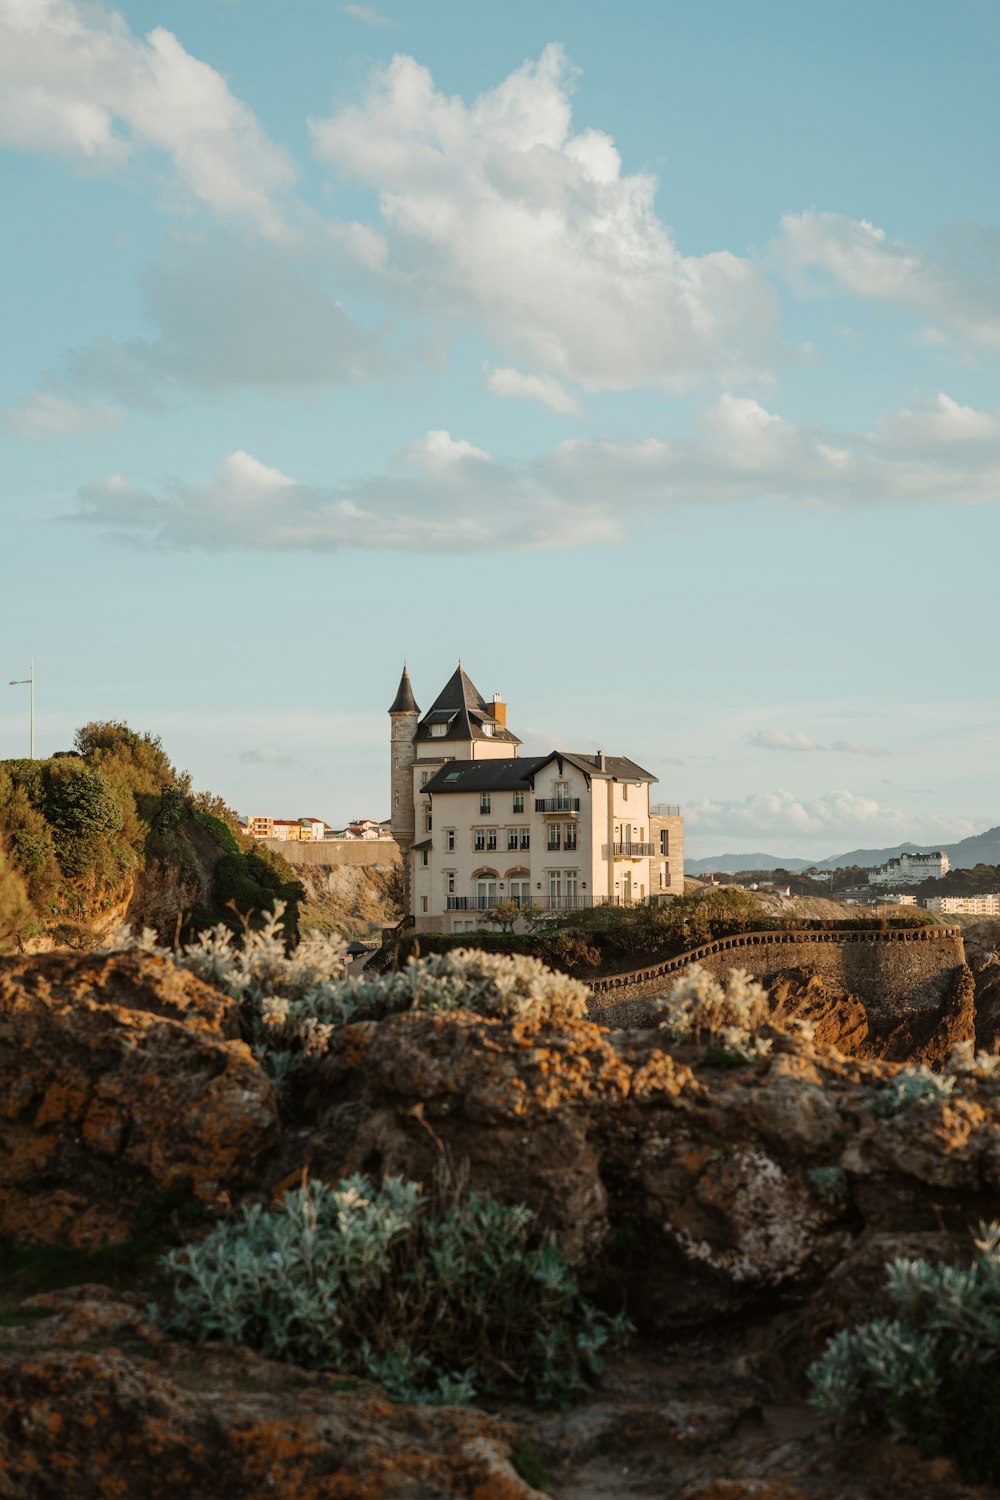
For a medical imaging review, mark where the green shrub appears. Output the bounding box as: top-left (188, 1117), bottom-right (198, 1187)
top-left (192, 808), bottom-right (242, 855)
top-left (45, 763), bottom-right (123, 840)
top-left (157, 1174), bottom-right (626, 1405)
top-left (809, 1223), bottom-right (1000, 1481)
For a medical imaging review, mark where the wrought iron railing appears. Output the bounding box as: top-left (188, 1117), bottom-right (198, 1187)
top-left (613, 842), bottom-right (656, 856)
top-left (535, 798), bottom-right (581, 813)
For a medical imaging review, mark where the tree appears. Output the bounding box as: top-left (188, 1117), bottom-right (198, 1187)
top-left (0, 841), bottom-right (31, 952)
top-left (486, 899), bottom-right (522, 933)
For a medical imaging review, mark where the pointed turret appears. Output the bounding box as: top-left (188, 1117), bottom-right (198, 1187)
top-left (388, 665), bottom-right (419, 715)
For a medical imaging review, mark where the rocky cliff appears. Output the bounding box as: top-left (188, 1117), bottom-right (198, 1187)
top-left (2, 943), bottom-right (999, 1498)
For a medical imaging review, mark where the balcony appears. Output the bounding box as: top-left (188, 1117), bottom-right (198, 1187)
top-left (535, 798), bottom-right (580, 813)
top-left (651, 803), bottom-right (681, 817)
top-left (613, 842), bottom-right (656, 857)
top-left (448, 894), bottom-right (595, 912)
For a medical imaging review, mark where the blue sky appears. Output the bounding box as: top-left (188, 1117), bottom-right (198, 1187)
top-left (2, 0), bottom-right (999, 858)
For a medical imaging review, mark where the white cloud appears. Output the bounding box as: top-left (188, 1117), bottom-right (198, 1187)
top-left (748, 730), bottom-right (821, 752)
top-left (0, 0), bottom-right (295, 233)
top-left (394, 429), bottom-right (490, 470)
top-left (780, 211), bottom-right (1000, 348)
top-left (311, 45), bottom-right (779, 390)
top-left (72, 442), bottom-right (618, 553)
top-left (67, 388), bottom-right (1000, 553)
top-left (3, 392), bottom-right (121, 439)
top-left (749, 729), bottom-right (890, 757)
top-left (237, 745), bottom-right (301, 767)
top-left (341, 3), bottom-right (390, 27)
top-left (686, 788), bottom-right (908, 840)
top-left (43, 235), bottom-right (390, 402)
top-left (486, 366), bottom-right (580, 416)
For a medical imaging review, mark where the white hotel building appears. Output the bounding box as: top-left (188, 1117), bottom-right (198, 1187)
top-left (389, 664), bottom-right (684, 934)
top-left (868, 851), bottom-right (951, 887)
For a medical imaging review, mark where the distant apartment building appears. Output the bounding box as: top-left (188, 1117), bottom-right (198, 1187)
top-left (925, 894), bottom-right (1000, 916)
top-left (868, 851), bottom-right (950, 887)
top-left (347, 819), bottom-right (384, 840)
top-left (247, 816), bottom-right (327, 842)
top-left (388, 662), bottom-right (685, 933)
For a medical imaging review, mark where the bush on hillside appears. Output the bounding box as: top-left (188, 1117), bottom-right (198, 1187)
top-left (809, 1223), bottom-right (1000, 1482)
top-left (1, 721), bottom-right (301, 941)
top-left (0, 841), bottom-right (32, 953)
top-left (158, 1174), bottom-right (626, 1405)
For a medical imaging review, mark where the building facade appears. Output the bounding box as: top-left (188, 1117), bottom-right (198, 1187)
top-left (388, 663), bottom-right (684, 933)
top-left (925, 894), bottom-right (1000, 916)
top-left (246, 816), bottom-right (326, 842)
top-left (868, 851), bottom-right (951, 887)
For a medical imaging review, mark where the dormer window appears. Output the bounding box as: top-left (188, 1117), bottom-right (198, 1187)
top-left (430, 722), bottom-right (447, 738)
top-left (482, 722), bottom-right (494, 736)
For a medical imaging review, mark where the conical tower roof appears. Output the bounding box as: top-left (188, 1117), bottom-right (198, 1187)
top-left (388, 665), bottom-right (419, 715)
top-left (425, 664), bottom-right (490, 717)
top-left (414, 663), bottom-right (520, 746)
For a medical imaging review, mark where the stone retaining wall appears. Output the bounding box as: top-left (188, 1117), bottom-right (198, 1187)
top-left (588, 926), bottom-right (967, 1029)
top-left (261, 838), bottom-right (401, 869)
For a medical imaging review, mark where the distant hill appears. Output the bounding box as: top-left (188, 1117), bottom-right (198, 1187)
top-left (684, 853), bottom-right (814, 875)
top-left (685, 826), bottom-right (1000, 876)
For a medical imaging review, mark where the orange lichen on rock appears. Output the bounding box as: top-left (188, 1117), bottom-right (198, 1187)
top-left (0, 1292), bottom-right (542, 1500)
top-left (0, 950), bottom-right (279, 1247)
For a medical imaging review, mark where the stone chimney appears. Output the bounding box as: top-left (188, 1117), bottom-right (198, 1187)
top-left (492, 691), bottom-right (507, 727)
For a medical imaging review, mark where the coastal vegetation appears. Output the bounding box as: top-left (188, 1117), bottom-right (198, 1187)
top-left (0, 721), bottom-right (302, 950)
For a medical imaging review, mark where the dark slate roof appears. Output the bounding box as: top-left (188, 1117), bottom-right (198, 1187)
top-left (411, 838), bottom-right (432, 851)
top-left (414, 664), bottom-right (519, 746)
top-left (541, 751), bottom-right (658, 784)
top-left (422, 756), bottom-right (548, 795)
top-left (388, 665), bottom-right (419, 715)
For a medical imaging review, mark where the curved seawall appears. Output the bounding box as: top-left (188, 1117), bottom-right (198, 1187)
top-left (588, 926), bottom-right (967, 1030)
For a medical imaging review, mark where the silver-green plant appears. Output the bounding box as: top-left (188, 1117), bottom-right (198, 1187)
top-left (157, 1174), bottom-right (627, 1406)
top-left (873, 1063), bottom-right (956, 1118)
top-left (655, 964), bottom-right (772, 1063)
top-left (332, 945), bottom-right (591, 1027)
top-left (111, 911), bottom-right (589, 1069)
top-left (943, 1039), bottom-right (1000, 1078)
top-left (809, 1223), bottom-right (1000, 1481)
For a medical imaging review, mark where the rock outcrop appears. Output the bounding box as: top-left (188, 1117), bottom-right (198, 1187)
top-left (0, 951), bottom-right (278, 1247)
top-left (0, 1286), bottom-right (540, 1500)
top-left (300, 1008), bottom-right (1000, 1329)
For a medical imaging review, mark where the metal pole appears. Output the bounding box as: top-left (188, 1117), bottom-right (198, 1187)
top-left (7, 663), bottom-right (34, 759)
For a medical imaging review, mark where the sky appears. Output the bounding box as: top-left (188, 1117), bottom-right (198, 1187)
top-left (1, 0), bottom-right (999, 859)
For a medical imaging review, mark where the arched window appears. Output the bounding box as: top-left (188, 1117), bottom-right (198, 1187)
top-left (506, 868), bottom-right (530, 906)
top-left (475, 875), bottom-right (497, 909)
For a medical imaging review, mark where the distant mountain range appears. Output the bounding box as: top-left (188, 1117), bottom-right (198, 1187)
top-left (685, 826), bottom-right (1000, 876)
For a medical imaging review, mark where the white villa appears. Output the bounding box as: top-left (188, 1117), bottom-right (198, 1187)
top-left (389, 663), bottom-right (684, 934)
top-left (868, 851), bottom-right (951, 887)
